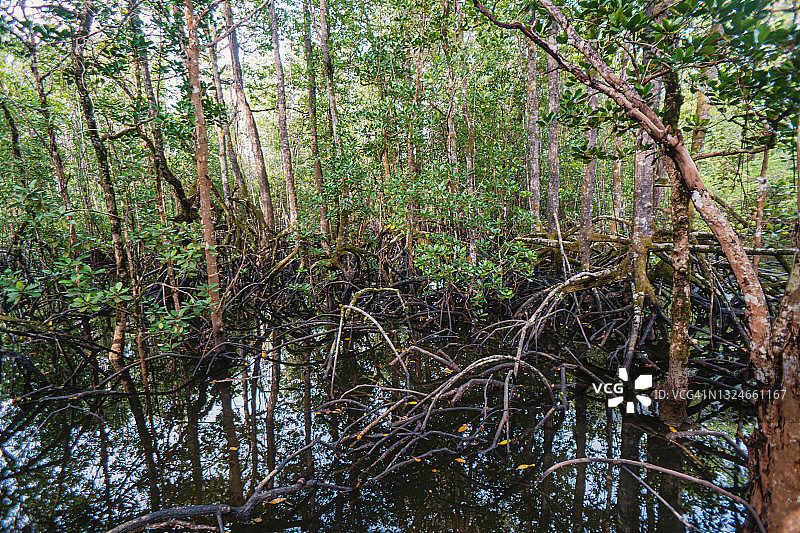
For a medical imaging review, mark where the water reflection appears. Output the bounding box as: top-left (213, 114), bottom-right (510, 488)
top-left (1, 319), bottom-right (748, 533)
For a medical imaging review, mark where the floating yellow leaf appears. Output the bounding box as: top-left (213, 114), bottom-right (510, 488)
top-left (408, 401), bottom-right (418, 405)
top-left (268, 497), bottom-right (287, 504)
top-left (498, 439), bottom-right (508, 445)
top-left (413, 457), bottom-right (421, 462)
top-left (431, 469), bottom-right (438, 473)
top-left (669, 426), bottom-right (677, 433)
top-left (457, 424), bottom-right (469, 433)
top-left (517, 464), bottom-right (532, 470)
top-left (253, 517), bottom-right (262, 523)
top-left (229, 447), bottom-right (238, 451)
top-left (455, 457), bottom-right (466, 463)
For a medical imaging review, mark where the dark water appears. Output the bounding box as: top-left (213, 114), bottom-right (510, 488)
top-left (0, 316), bottom-right (750, 533)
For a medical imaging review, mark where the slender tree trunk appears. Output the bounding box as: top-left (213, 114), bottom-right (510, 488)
top-left (633, 127), bottom-right (655, 242)
top-left (545, 21), bottom-right (560, 234)
top-left (457, 1), bottom-right (476, 267)
top-left (185, 0), bottom-right (223, 352)
top-left (209, 43), bottom-right (231, 206)
top-left (187, 0), bottom-right (241, 506)
top-left (579, 91), bottom-right (599, 269)
top-left (268, 0), bottom-right (299, 234)
top-left (73, 6), bottom-right (161, 511)
top-left (225, 136), bottom-right (248, 202)
top-left (611, 138), bottom-right (624, 236)
top-left (27, 46), bottom-right (76, 250)
top-left (691, 66), bottom-right (713, 155)
top-left (748, 116), bottom-right (800, 533)
top-left (625, 33), bottom-right (661, 370)
top-left (318, 0), bottom-right (347, 249)
top-left (303, 0), bottom-right (330, 240)
top-left (128, 0), bottom-right (195, 222)
top-left (318, 0), bottom-right (341, 155)
top-left (0, 96), bottom-right (33, 249)
top-left (610, 52), bottom-right (627, 237)
top-left (378, 75), bottom-right (393, 228)
top-left (752, 148), bottom-right (770, 274)
top-left (223, 0), bottom-right (276, 232)
top-left (525, 39), bottom-right (541, 229)
top-left (405, 46), bottom-right (423, 262)
top-left (661, 66), bottom-right (690, 424)
top-left (446, 83), bottom-right (458, 185)
top-left (0, 99), bottom-right (23, 172)
top-left (209, 39), bottom-right (248, 205)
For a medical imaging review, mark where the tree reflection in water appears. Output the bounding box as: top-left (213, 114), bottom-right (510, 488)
top-left (1, 306), bottom-right (751, 532)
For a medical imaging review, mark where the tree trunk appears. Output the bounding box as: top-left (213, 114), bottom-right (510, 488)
top-left (303, 0), bottom-right (330, 240)
top-left (525, 39), bottom-right (541, 229)
top-left (545, 21), bottom-right (560, 234)
top-left (185, 0), bottom-right (223, 353)
top-left (662, 65), bottom-right (690, 424)
top-left (268, 0), bottom-right (299, 234)
top-left (405, 46), bottom-right (424, 262)
top-left (209, 43), bottom-right (232, 206)
top-left (26, 45), bottom-right (77, 250)
top-left (455, 1), bottom-right (476, 266)
top-left (748, 119), bottom-right (800, 533)
top-left (223, 0), bottom-right (276, 232)
top-left (610, 51), bottom-right (627, 238)
top-left (752, 148), bottom-right (770, 274)
top-left (73, 6), bottom-right (161, 511)
top-left (318, 0), bottom-right (347, 249)
top-left (579, 91), bottom-right (598, 269)
top-left (611, 137), bottom-right (624, 236)
top-left (128, 0), bottom-right (195, 222)
top-left (187, 0), bottom-right (238, 506)
top-left (209, 39), bottom-right (248, 206)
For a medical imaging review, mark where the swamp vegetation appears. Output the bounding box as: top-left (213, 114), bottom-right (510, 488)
top-left (0, 0), bottom-right (800, 531)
